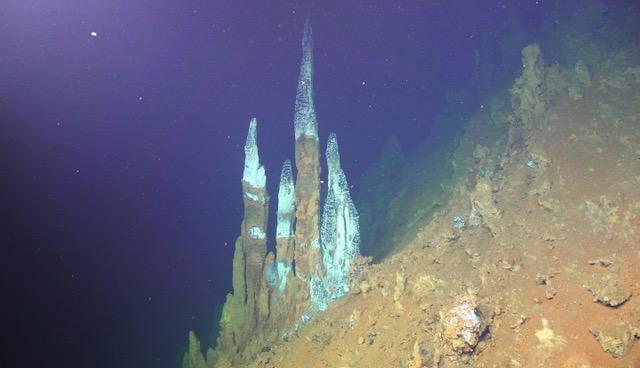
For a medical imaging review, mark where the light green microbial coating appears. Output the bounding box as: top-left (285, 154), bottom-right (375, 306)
top-left (276, 261), bottom-right (291, 294)
top-left (309, 274), bottom-right (328, 312)
top-left (242, 118), bottom-right (266, 189)
top-left (320, 133), bottom-right (361, 300)
top-left (276, 160), bottom-right (295, 238)
top-left (294, 17), bottom-right (318, 140)
top-left (265, 263), bottom-right (277, 289)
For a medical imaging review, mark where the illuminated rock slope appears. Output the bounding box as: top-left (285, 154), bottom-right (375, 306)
top-left (242, 23), bottom-right (640, 368)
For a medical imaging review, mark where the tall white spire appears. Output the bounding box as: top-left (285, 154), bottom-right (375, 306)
top-left (320, 133), bottom-right (361, 300)
top-left (294, 16), bottom-right (318, 140)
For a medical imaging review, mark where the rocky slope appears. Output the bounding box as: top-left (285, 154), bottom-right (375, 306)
top-left (244, 45), bottom-right (640, 368)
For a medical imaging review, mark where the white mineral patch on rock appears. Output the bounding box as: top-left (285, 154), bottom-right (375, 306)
top-left (443, 295), bottom-right (483, 355)
top-left (276, 160), bottom-right (295, 238)
top-left (242, 118), bottom-right (266, 188)
top-left (248, 226), bottom-right (266, 240)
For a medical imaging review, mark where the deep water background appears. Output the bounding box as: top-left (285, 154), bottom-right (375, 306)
top-left (0, 0), bottom-right (624, 367)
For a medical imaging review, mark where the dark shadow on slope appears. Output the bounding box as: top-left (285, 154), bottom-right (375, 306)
top-left (355, 85), bottom-right (514, 263)
top-left (356, 133), bottom-right (456, 262)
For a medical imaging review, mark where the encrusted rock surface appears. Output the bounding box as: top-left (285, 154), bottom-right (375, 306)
top-left (588, 274), bottom-right (632, 307)
top-left (589, 321), bottom-right (640, 358)
top-left (442, 295), bottom-right (484, 355)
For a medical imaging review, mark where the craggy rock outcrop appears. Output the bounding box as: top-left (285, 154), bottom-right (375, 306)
top-left (196, 18), bottom-right (362, 367)
top-left (511, 44), bottom-right (546, 133)
top-left (468, 178), bottom-right (501, 236)
top-left (182, 331), bottom-right (210, 368)
top-left (589, 321), bottom-right (640, 358)
top-left (442, 295), bottom-right (484, 356)
top-left (213, 119), bottom-right (270, 366)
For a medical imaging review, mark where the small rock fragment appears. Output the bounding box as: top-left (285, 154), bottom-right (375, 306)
top-left (542, 233), bottom-right (565, 241)
top-left (452, 216), bottom-right (466, 229)
top-left (394, 272), bottom-right (407, 302)
top-left (359, 281), bottom-right (371, 294)
top-left (535, 274), bottom-right (548, 285)
top-left (365, 330), bottom-right (376, 345)
top-left (510, 314), bottom-right (528, 329)
top-left (588, 258), bottom-right (612, 267)
top-left (545, 287), bottom-right (557, 300)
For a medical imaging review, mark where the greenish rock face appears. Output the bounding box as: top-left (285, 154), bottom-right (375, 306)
top-left (511, 44), bottom-right (546, 131)
top-left (207, 303), bottom-right (224, 348)
top-left (275, 261), bottom-right (291, 294)
top-left (355, 136), bottom-right (404, 260)
top-left (488, 89), bottom-right (511, 127)
top-left (356, 132), bottom-right (459, 262)
top-left (264, 263), bottom-right (277, 289)
top-left (574, 60), bottom-right (591, 87)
